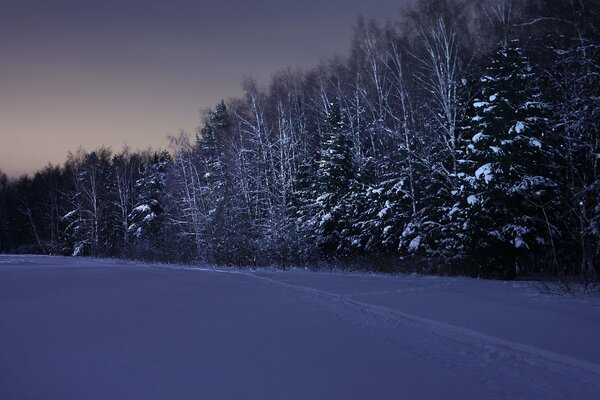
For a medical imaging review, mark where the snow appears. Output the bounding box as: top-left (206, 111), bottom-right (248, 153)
top-left (509, 176), bottom-right (553, 194)
top-left (475, 163), bottom-right (494, 184)
top-left (467, 194), bottom-right (478, 205)
top-left (61, 210), bottom-right (77, 221)
top-left (513, 121), bottom-right (526, 134)
top-left (71, 242), bottom-right (84, 257)
top-left (321, 212), bottom-right (332, 224)
top-left (504, 225), bottom-right (531, 249)
top-left (143, 213), bottom-right (156, 222)
top-left (513, 236), bottom-right (528, 249)
top-left (377, 200), bottom-right (391, 218)
top-left (472, 132), bottom-right (485, 142)
top-left (408, 236), bottom-right (421, 251)
top-left (449, 204), bottom-right (460, 216)
top-left (132, 204), bottom-right (151, 213)
top-left (529, 137), bottom-right (542, 149)
top-left (1, 255), bottom-right (600, 400)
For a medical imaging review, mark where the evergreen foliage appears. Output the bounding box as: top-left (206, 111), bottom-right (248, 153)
top-left (455, 40), bottom-right (559, 277)
top-left (1, 0), bottom-right (598, 279)
top-left (128, 151), bottom-right (171, 244)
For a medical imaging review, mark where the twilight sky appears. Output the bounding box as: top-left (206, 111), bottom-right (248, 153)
top-left (0, 0), bottom-right (409, 177)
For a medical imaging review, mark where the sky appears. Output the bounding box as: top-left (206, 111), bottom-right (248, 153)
top-left (0, 0), bottom-right (410, 177)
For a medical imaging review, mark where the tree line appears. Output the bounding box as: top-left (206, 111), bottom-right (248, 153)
top-left (1, 0), bottom-right (599, 279)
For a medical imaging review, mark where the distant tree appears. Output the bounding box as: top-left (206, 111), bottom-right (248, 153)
top-left (196, 101), bottom-right (236, 263)
top-left (128, 151), bottom-right (171, 249)
top-left (62, 149), bottom-right (112, 256)
top-left (2, 0), bottom-right (598, 279)
top-left (297, 103), bottom-right (356, 258)
top-left (109, 148), bottom-right (143, 253)
top-left (0, 171), bottom-right (8, 252)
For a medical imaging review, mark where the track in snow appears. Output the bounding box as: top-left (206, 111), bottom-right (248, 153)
top-left (1, 255), bottom-right (599, 399)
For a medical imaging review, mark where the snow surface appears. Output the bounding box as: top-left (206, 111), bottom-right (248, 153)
top-left (467, 194), bottom-right (478, 205)
top-left (475, 163), bottom-right (494, 184)
top-left (514, 121), bottom-right (526, 134)
top-left (530, 137), bottom-right (542, 149)
top-left (1, 255), bottom-right (600, 399)
top-left (408, 236), bottom-right (421, 251)
top-left (472, 132), bottom-right (485, 142)
top-left (132, 204), bottom-right (151, 213)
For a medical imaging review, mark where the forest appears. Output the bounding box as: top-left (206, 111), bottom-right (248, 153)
top-left (0, 0), bottom-right (598, 280)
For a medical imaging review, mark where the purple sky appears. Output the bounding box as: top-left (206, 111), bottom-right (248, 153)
top-left (0, 0), bottom-right (410, 177)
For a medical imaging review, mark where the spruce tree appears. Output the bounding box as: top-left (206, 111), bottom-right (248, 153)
top-left (299, 103), bottom-right (355, 257)
top-left (195, 101), bottom-right (236, 263)
top-left (359, 157), bottom-right (413, 258)
top-left (128, 151), bottom-right (171, 245)
top-left (455, 40), bottom-right (558, 277)
top-left (316, 103), bottom-right (354, 195)
top-left (197, 101), bottom-right (229, 198)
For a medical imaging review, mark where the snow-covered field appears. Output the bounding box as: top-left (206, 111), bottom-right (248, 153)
top-left (1, 255), bottom-right (599, 399)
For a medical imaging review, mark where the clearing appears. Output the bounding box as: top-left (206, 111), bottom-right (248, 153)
top-left (1, 255), bottom-right (599, 399)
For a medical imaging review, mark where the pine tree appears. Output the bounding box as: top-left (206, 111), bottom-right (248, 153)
top-left (455, 40), bottom-right (558, 277)
top-left (128, 151), bottom-right (171, 250)
top-left (289, 158), bottom-right (318, 261)
top-left (316, 103), bottom-right (354, 195)
top-left (357, 156), bottom-right (413, 258)
top-left (197, 101), bottom-right (228, 196)
top-left (298, 103), bottom-right (356, 258)
top-left (195, 101), bottom-right (235, 263)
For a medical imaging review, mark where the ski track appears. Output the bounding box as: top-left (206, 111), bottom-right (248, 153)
top-left (241, 270), bottom-right (600, 400)
top-left (3, 255), bottom-right (599, 399)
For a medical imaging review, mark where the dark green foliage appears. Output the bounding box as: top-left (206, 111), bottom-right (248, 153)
top-left (454, 40), bottom-right (559, 277)
top-left (296, 103), bottom-right (357, 259)
top-left (128, 151), bottom-right (171, 246)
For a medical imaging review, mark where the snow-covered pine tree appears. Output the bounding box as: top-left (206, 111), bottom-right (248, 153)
top-left (128, 151), bottom-right (171, 253)
top-left (197, 101), bottom-right (228, 198)
top-left (195, 101), bottom-right (236, 263)
top-left (356, 156), bottom-right (414, 259)
top-left (455, 39), bottom-right (559, 278)
top-left (290, 157), bottom-right (319, 261)
top-left (316, 103), bottom-right (354, 195)
top-left (298, 102), bottom-right (355, 258)
top-left (396, 78), bottom-right (471, 270)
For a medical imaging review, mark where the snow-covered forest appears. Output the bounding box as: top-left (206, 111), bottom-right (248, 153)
top-left (1, 0), bottom-right (599, 279)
